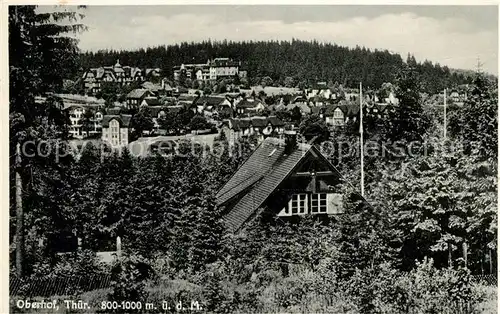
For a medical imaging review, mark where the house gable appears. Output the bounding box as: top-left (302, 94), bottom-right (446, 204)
top-left (216, 137), bottom-right (343, 233)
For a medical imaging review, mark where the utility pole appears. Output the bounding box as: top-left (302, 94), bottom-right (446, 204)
top-left (463, 242), bottom-right (468, 268)
top-left (15, 142), bottom-right (24, 278)
top-left (359, 82), bottom-right (364, 197)
top-left (443, 88), bottom-right (447, 140)
top-left (476, 57), bottom-right (484, 75)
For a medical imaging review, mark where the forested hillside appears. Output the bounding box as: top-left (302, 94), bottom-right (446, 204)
top-left (79, 39), bottom-right (476, 93)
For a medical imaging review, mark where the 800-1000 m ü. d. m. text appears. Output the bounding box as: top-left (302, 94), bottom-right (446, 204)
top-left (15, 299), bottom-right (203, 312)
top-left (101, 300), bottom-right (203, 311)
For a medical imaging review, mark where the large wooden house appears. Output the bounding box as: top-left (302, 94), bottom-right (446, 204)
top-left (216, 135), bottom-right (345, 233)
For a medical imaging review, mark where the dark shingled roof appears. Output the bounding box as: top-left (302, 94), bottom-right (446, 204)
top-left (194, 95), bottom-right (226, 106)
top-left (216, 137), bottom-right (315, 232)
top-left (178, 94), bottom-right (198, 102)
top-left (127, 89), bottom-right (151, 99)
top-left (106, 107), bottom-right (123, 115)
top-left (227, 116), bottom-right (284, 131)
top-left (141, 82), bottom-right (163, 93)
top-left (237, 99), bottom-right (264, 109)
top-left (147, 106), bottom-right (166, 117)
top-left (142, 98), bottom-right (161, 106)
top-left (324, 102), bottom-right (360, 117)
top-left (165, 105), bottom-right (184, 115)
top-left (101, 114), bottom-right (132, 128)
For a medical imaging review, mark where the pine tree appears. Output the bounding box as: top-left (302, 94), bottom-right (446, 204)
top-left (386, 64), bottom-right (431, 145)
top-left (9, 5), bottom-right (86, 275)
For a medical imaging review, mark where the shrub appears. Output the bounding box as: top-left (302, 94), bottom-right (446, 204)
top-left (108, 255), bottom-right (153, 303)
top-left (344, 262), bottom-right (400, 313)
top-left (341, 258), bottom-right (486, 314)
top-left (393, 258), bottom-right (483, 314)
top-left (15, 250), bottom-right (107, 297)
top-left (146, 279), bottom-right (204, 313)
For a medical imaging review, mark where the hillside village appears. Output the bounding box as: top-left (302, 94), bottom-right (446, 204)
top-left (9, 6), bottom-right (498, 314)
top-left (50, 58), bottom-right (472, 155)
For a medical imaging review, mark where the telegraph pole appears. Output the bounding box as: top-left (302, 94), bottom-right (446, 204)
top-left (359, 82), bottom-right (364, 197)
top-left (15, 142), bottom-right (24, 278)
top-left (443, 88), bottom-right (447, 140)
top-left (476, 57), bottom-right (483, 74)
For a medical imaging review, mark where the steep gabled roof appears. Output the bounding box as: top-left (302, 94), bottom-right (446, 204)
top-left (142, 97), bottom-right (161, 106)
top-left (217, 138), bottom-right (287, 206)
top-left (324, 102), bottom-right (360, 117)
top-left (237, 98), bottom-right (264, 109)
top-left (127, 89), bottom-right (151, 99)
top-left (226, 116), bottom-right (285, 131)
top-left (106, 107), bottom-right (123, 115)
top-left (217, 137), bottom-right (325, 232)
top-left (101, 114), bottom-right (132, 128)
top-left (147, 106), bottom-right (166, 117)
top-left (286, 102), bottom-right (311, 114)
top-left (194, 95), bottom-right (226, 106)
top-left (142, 82), bottom-right (163, 93)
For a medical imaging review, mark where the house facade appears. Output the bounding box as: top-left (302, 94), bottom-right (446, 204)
top-left (216, 136), bottom-right (345, 233)
top-left (235, 98), bottom-right (267, 116)
top-left (65, 105), bottom-right (103, 139)
top-left (323, 102), bottom-right (360, 126)
top-left (173, 57), bottom-right (241, 82)
top-left (220, 116), bottom-right (285, 146)
top-left (127, 89), bottom-right (154, 108)
top-left (101, 114), bottom-right (133, 147)
top-left (323, 101), bottom-right (395, 127)
top-left (82, 60), bottom-right (156, 94)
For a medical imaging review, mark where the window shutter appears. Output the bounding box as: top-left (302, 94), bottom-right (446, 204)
top-left (327, 193), bottom-right (343, 214)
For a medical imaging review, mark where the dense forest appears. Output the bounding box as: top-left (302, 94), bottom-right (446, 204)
top-left (79, 40), bottom-right (477, 93)
top-left (10, 6), bottom-right (498, 313)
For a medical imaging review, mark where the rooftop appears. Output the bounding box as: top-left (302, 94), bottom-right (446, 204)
top-left (216, 137), bottom-right (316, 232)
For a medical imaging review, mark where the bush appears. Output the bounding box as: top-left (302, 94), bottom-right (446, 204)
top-left (15, 250), bottom-right (107, 297)
top-left (29, 250), bottom-right (107, 279)
top-left (343, 258), bottom-right (486, 314)
top-left (108, 255), bottom-right (153, 303)
top-left (146, 279), bottom-right (204, 313)
top-left (393, 258), bottom-right (483, 314)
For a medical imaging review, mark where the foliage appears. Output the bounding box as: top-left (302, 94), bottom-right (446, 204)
top-left (385, 62), bottom-right (432, 144)
top-left (108, 254), bottom-right (153, 303)
top-left (158, 107), bottom-right (194, 134)
top-left (448, 74), bottom-right (498, 161)
top-left (188, 114), bottom-right (211, 131)
top-left (130, 107), bottom-right (154, 138)
top-left (299, 114), bottom-right (330, 143)
top-left (9, 9), bottom-right (498, 313)
top-left (9, 5), bottom-right (86, 277)
top-left (344, 258), bottom-right (484, 314)
top-left (79, 40), bottom-right (475, 93)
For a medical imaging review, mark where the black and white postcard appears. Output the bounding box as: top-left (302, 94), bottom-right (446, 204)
top-left (5, 3), bottom-right (498, 313)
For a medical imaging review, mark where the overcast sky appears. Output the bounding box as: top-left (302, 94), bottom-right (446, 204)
top-left (40, 5), bottom-right (498, 74)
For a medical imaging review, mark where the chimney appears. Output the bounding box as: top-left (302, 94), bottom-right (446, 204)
top-left (284, 130), bottom-right (298, 154)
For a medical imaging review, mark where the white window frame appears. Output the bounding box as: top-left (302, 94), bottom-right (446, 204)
top-left (333, 108), bottom-right (344, 126)
top-left (110, 120), bottom-right (120, 145)
top-left (279, 193), bottom-right (308, 216)
top-left (311, 193), bottom-right (328, 214)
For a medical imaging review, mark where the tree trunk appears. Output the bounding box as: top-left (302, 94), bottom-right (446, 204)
top-left (481, 248), bottom-right (484, 275)
top-left (15, 142), bottom-right (24, 278)
top-left (489, 248), bottom-right (493, 274)
top-left (448, 243), bottom-right (452, 267)
top-left (462, 242), bottom-right (468, 268)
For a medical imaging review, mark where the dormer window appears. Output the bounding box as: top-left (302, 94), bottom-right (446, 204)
top-left (311, 193), bottom-right (327, 213)
top-left (289, 194), bottom-right (308, 215)
top-left (333, 108), bottom-right (344, 126)
top-left (278, 192), bottom-right (344, 216)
